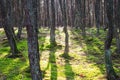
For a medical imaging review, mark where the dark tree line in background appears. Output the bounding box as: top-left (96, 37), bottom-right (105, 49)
top-left (0, 0), bottom-right (120, 80)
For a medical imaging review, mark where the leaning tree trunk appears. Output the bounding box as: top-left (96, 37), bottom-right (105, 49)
top-left (25, 0), bottom-right (42, 80)
top-left (104, 0), bottom-right (118, 79)
top-left (0, 0), bottom-right (18, 56)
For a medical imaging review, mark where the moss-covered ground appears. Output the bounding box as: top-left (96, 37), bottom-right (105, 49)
top-left (0, 27), bottom-right (120, 80)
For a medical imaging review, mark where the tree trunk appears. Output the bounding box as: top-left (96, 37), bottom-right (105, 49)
top-left (17, 0), bottom-right (24, 40)
top-left (70, 0), bottom-right (74, 27)
top-left (104, 0), bottom-right (118, 79)
top-left (17, 24), bottom-right (23, 39)
top-left (0, 0), bottom-right (18, 55)
top-left (59, 0), bottom-right (69, 54)
top-left (82, 0), bottom-right (86, 36)
top-left (46, 0), bottom-right (50, 27)
top-left (118, 0), bottom-right (120, 54)
top-left (114, 0), bottom-right (120, 54)
top-left (63, 0), bottom-right (69, 54)
top-left (95, 0), bottom-right (100, 35)
top-left (50, 0), bottom-right (56, 45)
top-left (25, 0), bottom-right (42, 79)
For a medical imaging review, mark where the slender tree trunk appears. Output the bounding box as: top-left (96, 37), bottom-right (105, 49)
top-left (37, 0), bottom-right (41, 28)
top-left (17, 0), bottom-right (24, 40)
top-left (46, 0), bottom-right (50, 28)
top-left (104, 0), bottom-right (118, 79)
top-left (63, 0), bottom-right (69, 54)
top-left (82, 0), bottom-right (86, 36)
top-left (70, 0), bottom-right (74, 27)
top-left (95, 0), bottom-right (100, 35)
top-left (59, 0), bottom-right (69, 54)
top-left (118, 0), bottom-right (120, 54)
top-left (17, 24), bottom-right (23, 39)
top-left (25, 0), bottom-right (42, 79)
top-left (50, 0), bottom-right (56, 45)
top-left (114, 0), bottom-right (120, 54)
top-left (75, 0), bottom-right (82, 29)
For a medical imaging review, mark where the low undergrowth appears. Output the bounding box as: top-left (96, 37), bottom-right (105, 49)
top-left (0, 27), bottom-right (120, 80)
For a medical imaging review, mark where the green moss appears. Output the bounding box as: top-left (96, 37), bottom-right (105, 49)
top-left (0, 27), bottom-right (120, 80)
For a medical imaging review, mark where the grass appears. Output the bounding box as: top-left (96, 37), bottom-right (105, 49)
top-left (0, 27), bottom-right (120, 80)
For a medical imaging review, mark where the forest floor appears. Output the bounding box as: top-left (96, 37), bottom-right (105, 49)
top-left (0, 27), bottom-right (120, 80)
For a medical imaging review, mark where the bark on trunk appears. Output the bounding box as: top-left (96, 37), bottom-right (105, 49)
top-left (25, 0), bottom-right (42, 79)
top-left (95, 0), bottom-right (100, 35)
top-left (0, 0), bottom-right (18, 55)
top-left (17, 0), bottom-right (24, 39)
top-left (59, 0), bottom-right (69, 54)
top-left (50, 0), bottom-right (56, 45)
top-left (105, 0), bottom-right (118, 79)
top-left (114, 0), bottom-right (120, 54)
top-left (82, 0), bottom-right (86, 36)
top-left (63, 0), bottom-right (69, 54)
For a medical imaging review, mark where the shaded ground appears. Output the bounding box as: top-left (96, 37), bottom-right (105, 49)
top-left (0, 27), bottom-right (120, 80)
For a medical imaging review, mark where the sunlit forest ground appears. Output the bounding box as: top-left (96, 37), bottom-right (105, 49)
top-left (0, 27), bottom-right (120, 80)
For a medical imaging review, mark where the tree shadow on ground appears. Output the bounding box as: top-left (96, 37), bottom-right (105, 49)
top-left (57, 27), bottom-right (75, 80)
top-left (83, 35), bottom-right (106, 74)
top-left (43, 45), bottom-right (62, 80)
top-left (49, 48), bottom-right (57, 80)
top-left (64, 55), bottom-right (75, 80)
top-left (83, 32), bottom-right (120, 79)
top-left (0, 28), bottom-right (50, 79)
top-left (70, 28), bottom-right (107, 78)
top-left (61, 51), bottom-right (75, 80)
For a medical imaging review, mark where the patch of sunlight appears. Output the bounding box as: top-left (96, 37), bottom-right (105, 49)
top-left (0, 28), bottom-right (4, 35)
top-left (72, 64), bottom-right (103, 79)
top-left (57, 77), bottom-right (66, 80)
top-left (57, 27), bottom-right (63, 32)
top-left (57, 66), bottom-right (66, 78)
top-left (44, 35), bottom-right (50, 46)
top-left (41, 60), bottom-right (49, 69)
top-left (55, 52), bottom-right (61, 57)
top-left (43, 70), bottom-right (51, 80)
top-left (39, 27), bottom-right (50, 33)
top-left (0, 52), bottom-right (8, 58)
top-left (57, 27), bottom-right (65, 37)
top-left (0, 28), bottom-right (4, 31)
top-left (13, 58), bottom-right (21, 62)
top-left (15, 30), bottom-right (18, 34)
